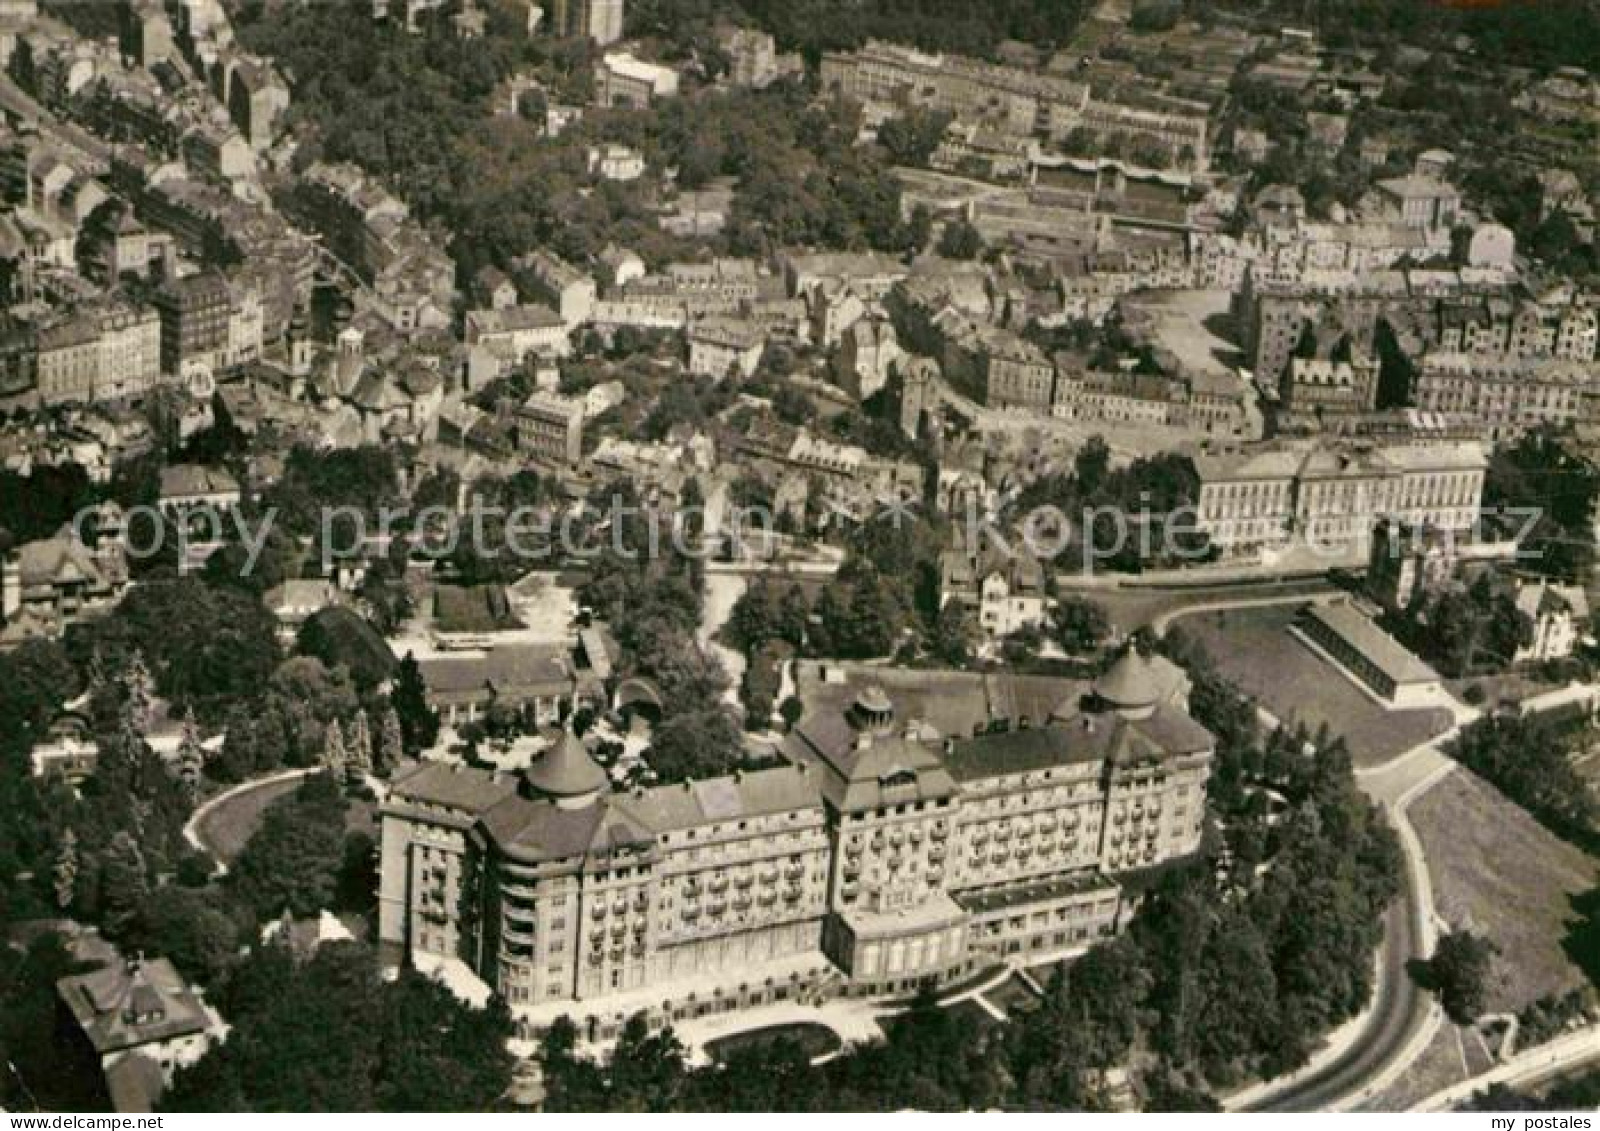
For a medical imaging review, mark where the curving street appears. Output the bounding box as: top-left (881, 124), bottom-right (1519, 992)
top-left (1154, 586), bottom-right (1460, 1113)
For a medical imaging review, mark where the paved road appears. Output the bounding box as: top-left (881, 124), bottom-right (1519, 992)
top-left (1248, 897), bottom-right (1424, 1112)
top-left (1084, 577), bottom-right (1336, 635)
top-left (1414, 1025), bottom-right (1600, 1111)
top-left (1239, 742), bottom-right (1457, 1111)
top-left (1158, 585), bottom-right (1457, 1112)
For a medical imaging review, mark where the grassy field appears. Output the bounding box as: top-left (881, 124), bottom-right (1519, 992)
top-left (1411, 769), bottom-right (1599, 1014)
top-left (194, 776), bottom-right (307, 865)
top-left (196, 775), bottom-right (377, 866)
top-left (1179, 605), bottom-right (1453, 766)
top-left (433, 584), bottom-right (522, 633)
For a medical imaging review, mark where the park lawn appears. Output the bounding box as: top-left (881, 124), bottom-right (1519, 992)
top-left (1364, 1023), bottom-right (1471, 1111)
top-left (1410, 768), bottom-right (1600, 1015)
top-left (1179, 605), bottom-right (1452, 767)
top-left (433, 584), bottom-right (522, 633)
top-left (704, 1021), bottom-right (842, 1064)
top-left (197, 776), bottom-right (378, 866)
top-left (194, 776), bottom-right (306, 865)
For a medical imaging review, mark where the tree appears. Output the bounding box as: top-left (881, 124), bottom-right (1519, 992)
top-left (937, 219), bottom-right (984, 260)
top-left (126, 887), bottom-right (239, 986)
top-left (229, 775), bottom-right (348, 922)
top-left (1054, 596), bottom-right (1111, 654)
top-left (99, 830), bottom-right (149, 933)
top-left (648, 709), bottom-right (748, 783)
top-left (1426, 930), bottom-right (1498, 1024)
top-left (346, 710), bottom-right (373, 785)
top-left (176, 708), bottom-right (205, 802)
top-left (297, 608), bottom-right (396, 693)
top-left (321, 718), bottom-right (348, 777)
top-left (165, 941), bottom-right (515, 1112)
top-left (606, 1013), bottom-right (690, 1111)
top-left (932, 600), bottom-right (976, 666)
top-left (877, 108), bottom-right (953, 167)
top-left (52, 828), bottom-right (78, 911)
top-left (376, 707), bottom-right (404, 776)
top-left (123, 650), bottom-right (156, 732)
top-left (391, 652), bottom-right (440, 754)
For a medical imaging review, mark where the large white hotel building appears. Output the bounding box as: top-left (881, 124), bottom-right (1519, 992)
top-left (379, 652), bottom-right (1214, 1040)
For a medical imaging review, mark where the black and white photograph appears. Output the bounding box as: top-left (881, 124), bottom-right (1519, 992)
top-left (0, 0), bottom-right (1598, 1117)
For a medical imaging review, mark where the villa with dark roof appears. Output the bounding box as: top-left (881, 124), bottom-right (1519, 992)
top-left (56, 952), bottom-right (225, 1112)
top-left (378, 651), bottom-right (1212, 1039)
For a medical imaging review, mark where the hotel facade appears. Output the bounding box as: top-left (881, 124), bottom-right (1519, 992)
top-left (379, 653), bottom-right (1214, 1039)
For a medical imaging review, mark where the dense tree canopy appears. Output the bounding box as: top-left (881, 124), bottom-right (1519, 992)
top-left (165, 941), bottom-right (514, 1112)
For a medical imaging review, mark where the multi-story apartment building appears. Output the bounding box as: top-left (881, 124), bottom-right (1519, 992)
top-left (1412, 353), bottom-right (1596, 440)
top-left (1437, 299), bottom-right (1597, 363)
top-left (515, 390), bottom-right (586, 467)
top-left (1277, 354), bottom-right (1379, 427)
top-left (983, 333), bottom-right (1055, 411)
top-left (516, 251), bottom-right (597, 329)
top-left (465, 304), bottom-right (572, 361)
top-left (548, 0), bottom-right (624, 46)
top-left (820, 41), bottom-right (1207, 168)
top-left (34, 299), bottom-right (161, 406)
top-left (380, 656), bottom-right (1213, 1037)
top-left (1052, 368), bottom-right (1184, 427)
top-left (820, 41), bottom-right (1089, 141)
top-left (1191, 440), bottom-right (1487, 559)
top-left (289, 163), bottom-right (456, 332)
top-left (1236, 267), bottom-right (1517, 390)
top-left (153, 272), bottom-right (232, 375)
top-left (686, 317), bottom-right (764, 379)
top-left (594, 53), bottom-right (680, 108)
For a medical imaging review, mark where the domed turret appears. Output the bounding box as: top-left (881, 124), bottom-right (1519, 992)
top-left (1091, 650), bottom-right (1164, 719)
top-left (851, 685), bottom-right (895, 734)
top-left (523, 730), bottom-right (608, 809)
